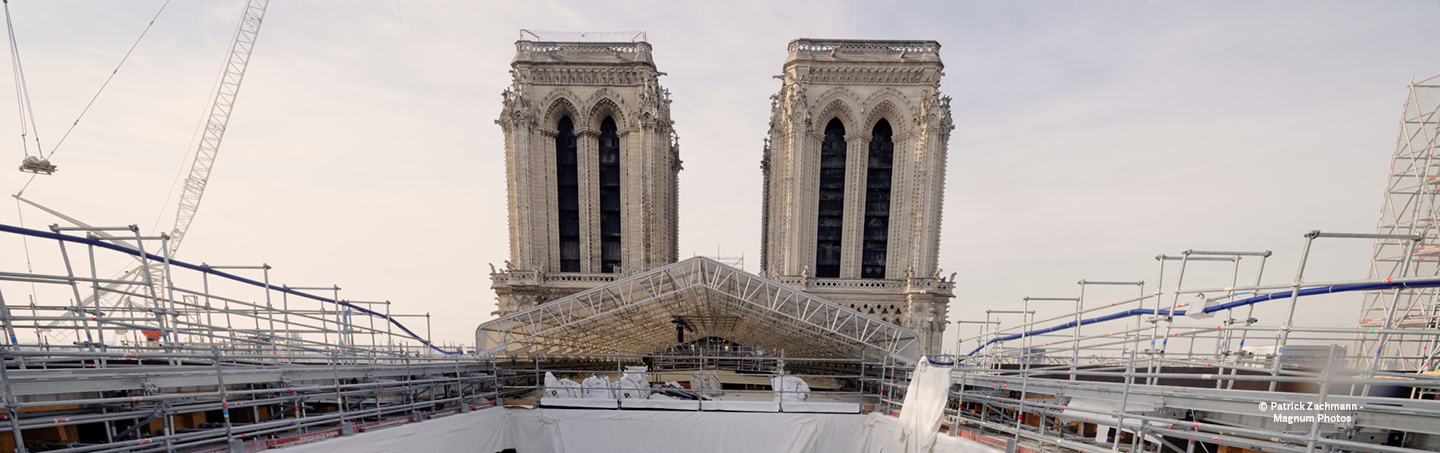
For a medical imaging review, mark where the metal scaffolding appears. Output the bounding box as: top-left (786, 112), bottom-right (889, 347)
top-left (1361, 73), bottom-right (1440, 373)
top-left (0, 222), bottom-right (493, 453)
top-left (927, 228), bottom-right (1440, 453)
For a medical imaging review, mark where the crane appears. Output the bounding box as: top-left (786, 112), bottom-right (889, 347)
top-left (17, 0), bottom-right (269, 341)
top-left (168, 0), bottom-right (268, 255)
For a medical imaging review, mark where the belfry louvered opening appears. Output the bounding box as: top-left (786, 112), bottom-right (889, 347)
top-left (815, 118), bottom-right (846, 278)
top-left (863, 119), bottom-right (893, 279)
top-left (599, 116), bottom-right (622, 273)
top-left (556, 116), bottom-right (581, 272)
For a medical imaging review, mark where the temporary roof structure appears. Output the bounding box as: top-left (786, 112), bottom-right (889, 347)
top-left (476, 257), bottom-right (919, 361)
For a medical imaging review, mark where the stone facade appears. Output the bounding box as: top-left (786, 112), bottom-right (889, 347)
top-left (491, 39), bottom-right (681, 315)
top-left (760, 39), bottom-right (955, 354)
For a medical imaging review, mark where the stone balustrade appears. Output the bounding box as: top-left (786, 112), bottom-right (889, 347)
top-left (773, 276), bottom-right (954, 295)
top-left (543, 273), bottom-right (619, 284)
top-left (490, 269), bottom-right (619, 286)
top-left (514, 40), bottom-right (655, 66)
top-left (490, 269), bottom-right (539, 285)
top-left (787, 39), bottom-right (940, 56)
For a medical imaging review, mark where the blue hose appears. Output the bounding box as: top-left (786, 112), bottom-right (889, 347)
top-left (0, 223), bottom-right (461, 355)
top-left (965, 277), bottom-right (1440, 356)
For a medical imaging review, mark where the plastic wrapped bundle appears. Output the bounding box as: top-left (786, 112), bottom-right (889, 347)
top-left (771, 375), bottom-right (809, 402)
top-left (543, 372), bottom-right (582, 398)
top-left (616, 366), bottom-right (651, 399)
top-left (581, 375), bottom-right (615, 399)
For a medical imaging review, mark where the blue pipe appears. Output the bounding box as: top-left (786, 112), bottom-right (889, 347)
top-left (0, 223), bottom-right (461, 355)
top-left (965, 277), bottom-right (1440, 356)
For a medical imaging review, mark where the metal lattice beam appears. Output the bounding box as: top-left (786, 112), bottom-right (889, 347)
top-left (475, 257), bottom-right (919, 360)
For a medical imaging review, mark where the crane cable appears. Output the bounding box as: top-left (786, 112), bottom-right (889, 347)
top-left (11, 0), bottom-right (171, 196)
top-left (5, 0), bottom-right (42, 322)
top-left (5, 0), bottom-right (41, 161)
top-left (45, 0), bottom-right (171, 163)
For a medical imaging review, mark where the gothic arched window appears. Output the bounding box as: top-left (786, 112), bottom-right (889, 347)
top-left (556, 116), bottom-right (580, 272)
top-left (862, 119), bottom-right (893, 279)
top-left (815, 118), bottom-right (846, 278)
top-left (599, 116), bottom-right (622, 273)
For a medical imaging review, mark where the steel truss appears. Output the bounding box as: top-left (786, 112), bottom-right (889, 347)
top-left (476, 256), bottom-right (920, 360)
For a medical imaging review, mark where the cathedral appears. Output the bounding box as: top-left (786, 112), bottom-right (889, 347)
top-left (488, 35), bottom-right (954, 355)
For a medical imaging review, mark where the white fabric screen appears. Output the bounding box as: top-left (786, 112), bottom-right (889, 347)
top-left (281, 406), bottom-right (1000, 453)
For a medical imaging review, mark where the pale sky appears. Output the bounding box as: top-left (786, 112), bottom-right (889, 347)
top-left (2, 1), bottom-right (1439, 352)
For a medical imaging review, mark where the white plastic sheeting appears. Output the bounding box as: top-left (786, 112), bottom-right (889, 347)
top-left (691, 370), bottom-right (724, 397)
top-left (277, 407), bottom-right (1000, 453)
top-left (780, 401), bottom-right (861, 414)
top-left (860, 413), bottom-right (1004, 453)
top-left (895, 358), bottom-right (952, 453)
top-left (700, 399), bottom-right (781, 412)
top-left (540, 397), bottom-right (619, 409)
top-left (620, 396), bottom-right (701, 410)
top-left (278, 407), bottom-right (510, 453)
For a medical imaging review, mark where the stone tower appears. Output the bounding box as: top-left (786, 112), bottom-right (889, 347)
top-left (760, 39), bottom-right (955, 354)
top-left (492, 36), bottom-right (681, 315)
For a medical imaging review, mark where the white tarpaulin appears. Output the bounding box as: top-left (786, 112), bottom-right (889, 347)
top-left (691, 370), bottom-right (724, 397)
top-left (772, 374), bottom-right (811, 402)
top-left (278, 407), bottom-right (510, 453)
top-left (278, 406), bottom-right (1000, 453)
top-left (860, 413), bottom-right (1003, 453)
top-left (895, 358), bottom-right (952, 453)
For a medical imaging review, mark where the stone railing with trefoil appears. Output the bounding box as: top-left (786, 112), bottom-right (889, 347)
top-left (516, 41), bottom-right (652, 58)
top-left (543, 272), bottom-right (619, 284)
top-left (490, 269), bottom-right (540, 286)
top-left (774, 276), bottom-right (955, 295)
top-left (787, 39), bottom-right (940, 57)
top-left (490, 268), bottom-right (620, 286)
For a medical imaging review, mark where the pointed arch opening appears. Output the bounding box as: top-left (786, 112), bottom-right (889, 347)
top-left (815, 118), bottom-right (846, 279)
top-left (599, 116), bottom-right (622, 273)
top-left (862, 119), bottom-right (893, 279)
top-left (556, 116), bottom-right (580, 272)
